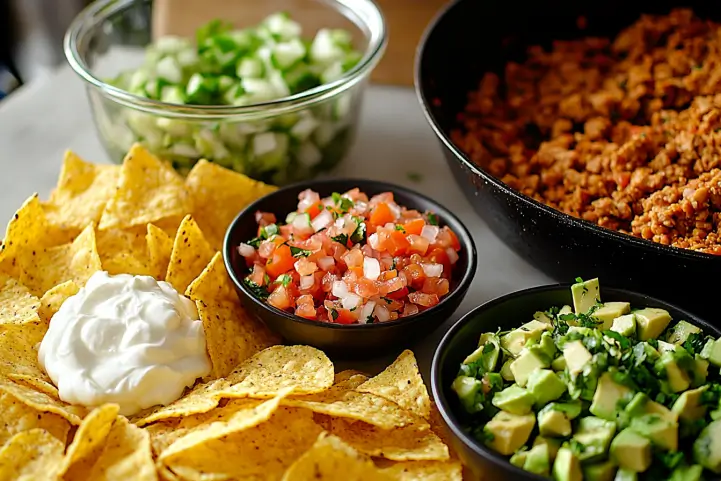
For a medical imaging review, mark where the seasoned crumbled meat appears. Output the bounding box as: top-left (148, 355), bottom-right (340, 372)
top-left (452, 8), bottom-right (721, 254)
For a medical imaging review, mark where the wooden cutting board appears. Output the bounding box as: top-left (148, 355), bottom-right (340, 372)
top-left (152, 0), bottom-right (448, 86)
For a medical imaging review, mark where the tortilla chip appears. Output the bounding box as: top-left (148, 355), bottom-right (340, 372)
top-left (38, 280), bottom-right (79, 323)
top-left (315, 416), bottom-right (449, 461)
top-left (19, 224), bottom-right (101, 296)
top-left (86, 416), bottom-right (157, 481)
top-left (0, 321), bottom-right (48, 380)
top-left (378, 460), bottom-right (464, 481)
top-left (165, 215), bottom-right (215, 293)
top-left (7, 373), bottom-right (59, 398)
top-left (42, 151), bottom-right (120, 233)
top-left (98, 144), bottom-right (192, 230)
top-left (334, 370), bottom-right (370, 389)
top-left (159, 390), bottom-right (291, 461)
top-left (0, 194), bottom-right (49, 277)
top-left (147, 224), bottom-right (174, 280)
top-left (161, 405), bottom-right (322, 480)
top-left (221, 345), bottom-right (334, 398)
top-left (356, 350), bottom-right (431, 419)
top-left (185, 251), bottom-right (235, 303)
top-left (0, 275), bottom-right (41, 324)
top-left (0, 390), bottom-right (71, 446)
top-left (59, 404), bottom-right (119, 477)
top-left (196, 298), bottom-right (279, 379)
top-left (145, 419), bottom-right (183, 457)
top-left (0, 428), bottom-right (65, 481)
top-left (186, 159), bottom-right (276, 249)
top-left (0, 377), bottom-right (86, 426)
top-left (281, 433), bottom-right (394, 481)
top-left (96, 225), bottom-right (153, 276)
top-left (132, 378), bottom-right (227, 427)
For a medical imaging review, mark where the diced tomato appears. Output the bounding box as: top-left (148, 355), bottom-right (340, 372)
top-left (305, 201), bottom-right (324, 219)
top-left (370, 202), bottom-right (395, 226)
top-left (408, 292), bottom-right (440, 307)
top-left (266, 244), bottom-right (295, 278)
top-left (255, 211), bottom-right (276, 227)
top-left (407, 234), bottom-right (430, 255)
top-left (446, 227), bottom-right (461, 251)
top-left (295, 294), bottom-right (317, 319)
top-left (333, 308), bottom-right (356, 324)
top-left (248, 264), bottom-right (267, 286)
top-left (402, 303), bottom-right (419, 317)
top-left (341, 248), bottom-right (364, 268)
top-left (422, 277), bottom-right (450, 296)
top-left (279, 224), bottom-right (293, 238)
top-left (403, 218), bottom-right (425, 235)
top-left (402, 263), bottom-right (426, 289)
top-left (386, 230), bottom-right (410, 255)
top-left (268, 285), bottom-right (294, 310)
top-left (354, 277), bottom-right (380, 297)
top-left (386, 286), bottom-right (408, 300)
top-left (294, 257), bottom-right (318, 276)
top-left (426, 248), bottom-right (451, 277)
top-left (378, 269), bottom-right (397, 282)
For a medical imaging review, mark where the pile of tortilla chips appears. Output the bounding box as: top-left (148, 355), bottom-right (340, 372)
top-left (0, 144), bottom-right (463, 480)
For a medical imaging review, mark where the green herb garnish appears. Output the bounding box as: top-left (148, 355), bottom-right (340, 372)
top-left (426, 211), bottom-right (439, 226)
top-left (243, 278), bottom-right (269, 300)
top-left (274, 274), bottom-right (292, 287)
top-left (331, 234), bottom-right (349, 246)
top-left (290, 246), bottom-right (312, 258)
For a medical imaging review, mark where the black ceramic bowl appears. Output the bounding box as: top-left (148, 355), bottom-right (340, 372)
top-left (431, 284), bottom-right (721, 481)
top-left (415, 0), bottom-right (721, 320)
top-left (223, 178), bottom-right (477, 358)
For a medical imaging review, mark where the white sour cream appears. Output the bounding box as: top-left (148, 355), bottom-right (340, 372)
top-left (38, 271), bottom-right (211, 416)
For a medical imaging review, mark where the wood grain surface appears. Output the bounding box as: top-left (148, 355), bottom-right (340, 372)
top-left (152, 0), bottom-right (448, 86)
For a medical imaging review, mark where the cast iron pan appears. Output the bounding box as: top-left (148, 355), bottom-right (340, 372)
top-left (415, 0), bottom-right (721, 320)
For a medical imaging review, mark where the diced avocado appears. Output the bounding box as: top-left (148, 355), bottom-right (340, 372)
top-left (510, 349), bottom-right (549, 387)
top-left (592, 302), bottom-right (631, 330)
top-left (559, 305), bottom-right (573, 316)
top-left (451, 376), bottom-right (483, 413)
top-left (655, 352), bottom-right (691, 393)
top-left (672, 386), bottom-right (708, 422)
top-left (521, 319), bottom-right (553, 334)
top-left (589, 372), bottom-right (633, 421)
top-left (584, 461), bottom-right (617, 481)
top-left (571, 278), bottom-right (601, 315)
top-left (534, 311), bottom-right (553, 324)
top-left (510, 449), bottom-right (528, 468)
top-left (527, 369), bottom-right (566, 408)
top-left (693, 418), bottom-right (721, 473)
top-left (553, 447), bottom-right (583, 481)
top-left (611, 314), bottom-right (637, 337)
top-left (534, 436), bottom-right (562, 462)
top-left (701, 338), bottom-right (721, 367)
top-left (666, 320), bottom-right (702, 345)
top-left (572, 417), bottom-right (617, 462)
top-left (552, 355), bottom-right (567, 371)
top-left (614, 468), bottom-right (638, 481)
top-left (563, 340), bottom-right (592, 375)
top-left (629, 413), bottom-right (678, 452)
top-left (610, 428), bottom-right (652, 472)
top-left (692, 356), bottom-right (709, 387)
top-left (500, 359), bottom-right (515, 382)
top-left (634, 307), bottom-right (672, 341)
top-left (625, 392), bottom-right (678, 423)
top-left (538, 408), bottom-right (572, 437)
top-left (657, 340), bottom-right (678, 354)
top-left (463, 334), bottom-right (500, 369)
top-left (523, 443), bottom-right (550, 476)
top-left (484, 411), bottom-right (536, 456)
top-left (632, 342), bottom-right (660, 363)
top-left (669, 464), bottom-right (704, 481)
top-left (492, 384), bottom-right (535, 415)
top-left (531, 331), bottom-right (557, 360)
top-left (502, 328), bottom-right (543, 357)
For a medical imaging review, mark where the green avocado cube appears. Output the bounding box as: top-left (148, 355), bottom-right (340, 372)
top-left (584, 460), bottom-right (617, 481)
top-left (523, 443), bottom-right (550, 476)
top-left (693, 418), bottom-right (721, 473)
top-left (500, 359), bottom-right (515, 382)
top-left (634, 307), bottom-right (672, 341)
top-left (571, 278), bottom-right (601, 314)
top-left (611, 428), bottom-right (651, 473)
top-left (538, 408), bottom-right (572, 438)
top-left (510, 449), bottom-right (528, 468)
top-left (451, 376), bottom-right (483, 414)
top-left (551, 355), bottom-right (567, 371)
top-left (492, 385), bottom-right (536, 415)
top-left (669, 464), bottom-right (704, 481)
top-left (563, 340), bottom-right (592, 375)
top-left (629, 413), bottom-right (678, 452)
top-left (484, 411), bottom-right (536, 456)
top-left (614, 468), bottom-right (638, 481)
top-left (672, 386), bottom-right (708, 422)
top-left (534, 436), bottom-right (562, 462)
top-left (655, 352), bottom-right (691, 393)
top-left (592, 302), bottom-right (631, 330)
top-left (666, 320), bottom-right (702, 345)
top-left (527, 369), bottom-right (566, 408)
top-left (610, 314), bottom-right (636, 337)
top-left (553, 447), bottom-right (583, 481)
top-left (510, 349), bottom-right (549, 387)
top-left (701, 338), bottom-right (721, 367)
top-left (589, 372), bottom-right (633, 421)
top-left (572, 417), bottom-right (616, 462)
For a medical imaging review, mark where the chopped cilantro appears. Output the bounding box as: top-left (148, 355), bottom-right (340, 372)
top-left (331, 233), bottom-right (349, 245)
top-left (382, 297), bottom-right (393, 304)
top-left (331, 192), bottom-right (341, 204)
top-left (330, 308), bottom-right (339, 321)
top-left (260, 223), bottom-right (279, 239)
top-left (365, 315), bottom-right (374, 323)
top-left (683, 332), bottom-right (706, 355)
top-left (407, 171), bottom-right (423, 183)
top-left (331, 192), bottom-right (354, 212)
top-left (350, 220), bottom-right (366, 244)
top-left (426, 211), bottom-right (439, 226)
top-left (274, 274), bottom-right (292, 287)
top-left (243, 278), bottom-right (269, 300)
top-left (290, 246), bottom-right (312, 258)
top-left (574, 276), bottom-right (584, 283)
top-left (394, 225), bottom-right (406, 233)
top-left (246, 237), bottom-right (262, 248)
top-left (603, 330), bottom-right (631, 350)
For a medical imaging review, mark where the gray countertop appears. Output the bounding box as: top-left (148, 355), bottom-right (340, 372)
top-left (0, 66), bottom-right (551, 374)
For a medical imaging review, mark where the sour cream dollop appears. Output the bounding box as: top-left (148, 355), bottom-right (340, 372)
top-left (39, 271), bottom-right (211, 416)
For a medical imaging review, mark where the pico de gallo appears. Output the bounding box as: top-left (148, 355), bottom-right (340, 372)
top-left (238, 188), bottom-right (463, 324)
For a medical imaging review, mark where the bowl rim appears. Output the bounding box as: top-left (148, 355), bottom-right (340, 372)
top-left (222, 177), bottom-right (478, 330)
top-left (64, 0), bottom-right (388, 120)
top-left (430, 282), bottom-right (720, 480)
top-left (412, 0), bottom-right (720, 262)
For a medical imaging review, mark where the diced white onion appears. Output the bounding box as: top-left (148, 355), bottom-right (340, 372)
top-left (384, 222), bottom-right (395, 230)
top-left (374, 304), bottom-right (390, 323)
top-left (358, 301), bottom-right (376, 324)
top-left (300, 275), bottom-right (315, 290)
top-left (368, 233), bottom-right (381, 250)
top-left (446, 247), bottom-right (459, 264)
top-left (311, 210), bottom-right (333, 232)
top-left (297, 189), bottom-right (320, 211)
top-left (334, 217), bottom-right (345, 229)
top-left (421, 263), bottom-right (443, 277)
top-left (317, 256), bottom-right (335, 271)
top-left (237, 243), bottom-right (255, 257)
top-left (363, 257), bottom-right (381, 281)
top-left (387, 202), bottom-right (401, 219)
top-left (332, 280), bottom-right (348, 298)
top-left (342, 293), bottom-right (361, 310)
top-left (292, 214), bottom-right (313, 234)
top-left (421, 225), bottom-right (440, 243)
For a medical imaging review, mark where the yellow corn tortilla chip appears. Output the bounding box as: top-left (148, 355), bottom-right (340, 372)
top-left (281, 433), bottom-right (394, 481)
top-left (165, 215), bottom-right (215, 293)
top-left (86, 416), bottom-right (157, 481)
top-left (42, 151), bottom-right (120, 233)
top-left (185, 159), bottom-right (277, 249)
top-left (147, 223), bottom-right (174, 280)
top-left (96, 225), bottom-right (153, 276)
top-left (159, 389), bottom-right (291, 461)
top-left (38, 280), bottom-right (79, 324)
top-left (98, 144), bottom-right (192, 230)
top-left (19, 224), bottom-right (101, 296)
top-left (357, 350), bottom-right (431, 419)
top-left (0, 378), bottom-right (87, 426)
top-left (0, 428), bottom-right (65, 481)
top-left (185, 251), bottom-right (235, 303)
top-left (0, 194), bottom-right (49, 278)
top-left (7, 373), bottom-right (59, 399)
top-left (0, 320), bottom-right (48, 381)
top-left (196, 297), bottom-right (279, 379)
top-left (333, 370), bottom-right (370, 389)
top-left (221, 345), bottom-right (334, 398)
top-left (132, 378), bottom-right (228, 427)
top-left (161, 405), bottom-right (322, 480)
top-left (315, 416), bottom-right (449, 461)
top-left (59, 404), bottom-right (119, 477)
top-left (0, 275), bottom-right (41, 324)
top-left (378, 460), bottom-right (464, 481)
top-left (0, 390), bottom-right (71, 446)
top-left (145, 419), bottom-right (183, 457)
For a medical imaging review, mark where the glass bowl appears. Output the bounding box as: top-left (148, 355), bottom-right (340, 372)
top-left (64, 0), bottom-right (387, 184)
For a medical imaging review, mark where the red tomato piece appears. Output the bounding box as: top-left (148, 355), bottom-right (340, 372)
top-left (403, 218), bottom-right (425, 236)
top-left (408, 291), bottom-right (440, 307)
top-left (370, 202), bottom-right (395, 226)
top-left (266, 244), bottom-right (295, 278)
top-left (295, 294), bottom-right (317, 319)
top-left (268, 285), bottom-right (294, 310)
